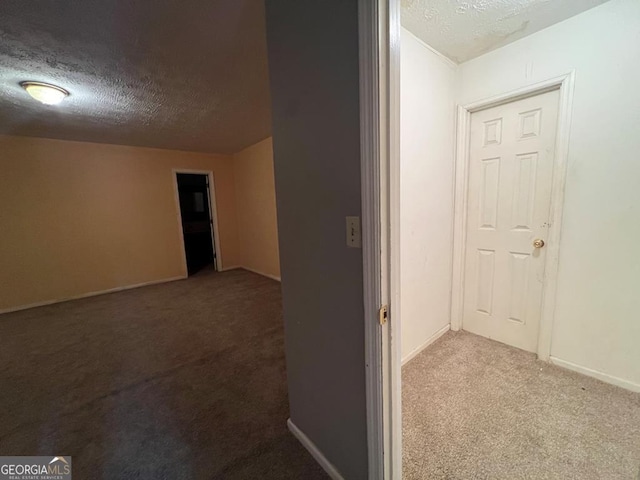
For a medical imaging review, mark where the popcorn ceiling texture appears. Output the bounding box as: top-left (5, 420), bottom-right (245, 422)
top-left (401, 0), bottom-right (610, 63)
top-left (0, 0), bottom-right (271, 154)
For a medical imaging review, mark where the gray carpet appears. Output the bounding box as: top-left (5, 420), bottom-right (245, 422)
top-left (403, 330), bottom-right (640, 480)
top-left (0, 268), bottom-right (327, 480)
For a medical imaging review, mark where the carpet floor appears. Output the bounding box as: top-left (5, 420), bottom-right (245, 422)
top-left (0, 268), bottom-right (327, 480)
top-left (403, 330), bottom-right (640, 480)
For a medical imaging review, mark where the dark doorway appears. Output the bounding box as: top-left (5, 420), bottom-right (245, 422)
top-left (176, 173), bottom-right (216, 275)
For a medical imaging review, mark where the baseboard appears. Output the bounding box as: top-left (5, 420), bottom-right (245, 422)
top-left (402, 324), bottom-right (450, 366)
top-left (1, 265), bottom-right (280, 315)
top-left (549, 356), bottom-right (640, 393)
top-left (287, 419), bottom-right (345, 480)
top-left (219, 265), bottom-right (241, 272)
top-left (0, 275), bottom-right (187, 315)
top-left (239, 266), bottom-right (281, 282)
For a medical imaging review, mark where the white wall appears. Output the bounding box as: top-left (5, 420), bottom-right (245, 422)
top-left (400, 29), bottom-right (457, 362)
top-left (456, 0), bottom-right (640, 389)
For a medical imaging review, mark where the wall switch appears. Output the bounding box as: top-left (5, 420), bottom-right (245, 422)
top-left (346, 216), bottom-right (361, 248)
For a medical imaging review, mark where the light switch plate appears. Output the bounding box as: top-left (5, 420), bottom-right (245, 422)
top-left (346, 216), bottom-right (361, 248)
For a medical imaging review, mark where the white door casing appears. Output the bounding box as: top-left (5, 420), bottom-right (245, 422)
top-left (462, 89), bottom-right (560, 352)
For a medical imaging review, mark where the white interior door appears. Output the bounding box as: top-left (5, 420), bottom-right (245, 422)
top-left (462, 89), bottom-right (560, 352)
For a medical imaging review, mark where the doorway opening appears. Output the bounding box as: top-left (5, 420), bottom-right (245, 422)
top-left (174, 171), bottom-right (220, 275)
top-left (376, 0), bottom-right (640, 478)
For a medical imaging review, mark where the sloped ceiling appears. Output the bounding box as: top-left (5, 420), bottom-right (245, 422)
top-left (0, 0), bottom-right (271, 154)
top-left (401, 0), bottom-right (610, 63)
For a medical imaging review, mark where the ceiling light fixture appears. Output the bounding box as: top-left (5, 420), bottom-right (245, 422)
top-left (20, 81), bottom-right (69, 105)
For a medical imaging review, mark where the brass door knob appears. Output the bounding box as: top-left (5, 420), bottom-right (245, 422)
top-left (533, 239), bottom-right (545, 248)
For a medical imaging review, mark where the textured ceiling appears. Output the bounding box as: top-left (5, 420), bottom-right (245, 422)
top-left (0, 0), bottom-right (271, 154)
top-left (401, 0), bottom-right (610, 63)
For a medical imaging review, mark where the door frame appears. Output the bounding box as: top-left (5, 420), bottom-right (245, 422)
top-left (450, 72), bottom-right (576, 360)
top-left (172, 169), bottom-right (223, 274)
top-left (358, 0), bottom-right (400, 477)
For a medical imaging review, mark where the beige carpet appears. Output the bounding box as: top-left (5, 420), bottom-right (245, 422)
top-left (0, 268), bottom-right (327, 480)
top-left (403, 330), bottom-right (640, 480)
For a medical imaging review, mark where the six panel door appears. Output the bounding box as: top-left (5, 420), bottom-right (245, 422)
top-left (462, 89), bottom-right (560, 352)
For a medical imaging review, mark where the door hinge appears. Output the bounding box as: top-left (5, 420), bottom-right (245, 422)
top-left (379, 305), bottom-right (388, 325)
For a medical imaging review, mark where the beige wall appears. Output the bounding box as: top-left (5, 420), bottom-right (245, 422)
top-left (232, 137), bottom-right (280, 279)
top-left (0, 134), bottom-right (239, 312)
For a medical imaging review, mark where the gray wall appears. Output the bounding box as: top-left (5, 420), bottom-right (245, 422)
top-left (264, 1), bottom-right (368, 478)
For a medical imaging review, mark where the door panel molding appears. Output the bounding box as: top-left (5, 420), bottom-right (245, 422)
top-left (450, 72), bottom-right (575, 361)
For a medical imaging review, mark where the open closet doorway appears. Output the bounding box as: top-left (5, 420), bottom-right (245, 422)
top-left (174, 171), bottom-right (221, 275)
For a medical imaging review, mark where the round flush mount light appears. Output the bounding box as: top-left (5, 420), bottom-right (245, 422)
top-left (20, 81), bottom-right (69, 105)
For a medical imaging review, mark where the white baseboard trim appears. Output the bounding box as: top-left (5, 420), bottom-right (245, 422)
top-left (402, 324), bottom-right (450, 366)
top-left (287, 419), bottom-right (345, 480)
top-left (219, 265), bottom-right (241, 272)
top-left (2, 265), bottom-right (281, 315)
top-left (549, 356), bottom-right (640, 393)
top-left (239, 266), bottom-right (281, 282)
top-left (0, 275), bottom-right (186, 315)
